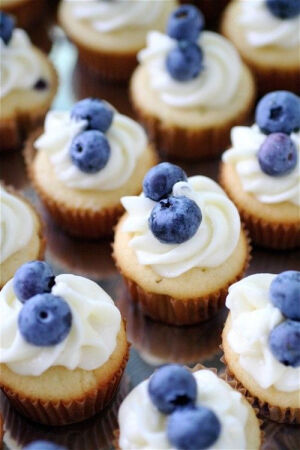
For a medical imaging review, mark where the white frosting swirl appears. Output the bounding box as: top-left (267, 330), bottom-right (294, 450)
top-left (118, 369), bottom-right (249, 450)
top-left (121, 176), bottom-right (241, 278)
top-left (226, 274), bottom-right (300, 392)
top-left (34, 110), bottom-right (147, 191)
top-left (0, 187), bottom-right (34, 264)
top-left (222, 125), bottom-right (300, 205)
top-left (138, 30), bottom-right (242, 109)
top-left (0, 274), bottom-right (121, 376)
top-left (239, 0), bottom-right (300, 48)
top-left (0, 29), bottom-right (41, 98)
top-left (67, 0), bottom-right (172, 33)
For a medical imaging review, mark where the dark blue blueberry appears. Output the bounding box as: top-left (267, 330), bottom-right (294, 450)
top-left (270, 271), bottom-right (300, 320)
top-left (18, 293), bottom-right (72, 346)
top-left (143, 162), bottom-right (188, 201)
top-left (166, 41), bottom-right (204, 82)
top-left (266, 0), bottom-right (300, 19)
top-left (70, 130), bottom-right (110, 174)
top-left (167, 406), bottom-right (221, 450)
top-left (167, 5), bottom-right (204, 42)
top-left (258, 133), bottom-right (297, 176)
top-left (23, 441), bottom-right (67, 450)
top-left (0, 12), bottom-right (14, 45)
top-left (148, 364), bottom-right (197, 414)
top-left (13, 261), bottom-right (55, 304)
top-left (255, 91), bottom-right (300, 135)
top-left (269, 320), bottom-right (300, 367)
top-left (71, 98), bottom-right (114, 133)
top-left (149, 196), bottom-right (202, 244)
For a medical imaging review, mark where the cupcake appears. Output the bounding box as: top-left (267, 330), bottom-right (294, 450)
top-left (113, 162), bottom-right (250, 325)
top-left (0, 0), bottom-right (45, 30)
top-left (0, 12), bottom-right (58, 152)
top-left (58, 0), bottom-right (178, 81)
top-left (0, 185), bottom-right (44, 289)
top-left (118, 364), bottom-right (261, 449)
top-left (130, 4), bottom-right (255, 160)
top-left (222, 272), bottom-right (300, 424)
top-left (221, 0), bottom-right (300, 94)
top-left (0, 261), bottom-right (129, 426)
top-left (220, 91), bottom-right (300, 250)
top-left (25, 98), bottom-right (157, 238)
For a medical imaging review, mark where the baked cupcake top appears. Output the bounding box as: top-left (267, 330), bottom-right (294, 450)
top-left (226, 271), bottom-right (300, 392)
top-left (222, 91), bottom-right (300, 206)
top-left (34, 98), bottom-right (147, 191)
top-left (121, 163), bottom-right (241, 278)
top-left (0, 261), bottom-right (121, 376)
top-left (0, 12), bottom-right (46, 98)
top-left (0, 186), bottom-right (35, 265)
top-left (137, 4), bottom-right (242, 109)
top-left (118, 364), bottom-right (255, 449)
top-left (238, 0), bottom-right (300, 48)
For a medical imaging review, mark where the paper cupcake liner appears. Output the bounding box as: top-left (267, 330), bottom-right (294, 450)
top-left (219, 166), bottom-right (300, 250)
top-left (1, 345), bottom-right (129, 426)
top-left (24, 135), bottom-right (124, 238)
top-left (1, 0), bottom-right (46, 29)
top-left (221, 354), bottom-right (300, 425)
top-left (0, 413), bottom-right (3, 449)
top-left (130, 85), bottom-right (254, 161)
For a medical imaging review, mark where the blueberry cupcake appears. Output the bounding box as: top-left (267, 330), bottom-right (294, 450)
top-left (0, 12), bottom-right (57, 151)
top-left (0, 0), bottom-right (45, 30)
top-left (0, 185), bottom-right (44, 289)
top-left (113, 162), bottom-right (250, 325)
top-left (59, 0), bottom-right (178, 81)
top-left (130, 4), bottom-right (255, 160)
top-left (0, 261), bottom-right (129, 425)
top-left (117, 364), bottom-right (261, 449)
top-left (222, 272), bottom-right (300, 424)
top-left (25, 98), bottom-right (157, 238)
top-left (220, 91), bottom-right (300, 249)
top-left (221, 0), bottom-right (300, 94)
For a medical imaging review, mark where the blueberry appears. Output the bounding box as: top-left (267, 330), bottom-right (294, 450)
top-left (71, 98), bottom-right (114, 133)
top-left (13, 261), bottom-right (55, 304)
top-left (166, 41), bottom-right (204, 82)
top-left (266, 0), bottom-right (300, 19)
top-left (258, 133), bottom-right (297, 176)
top-left (18, 293), bottom-right (72, 346)
top-left (143, 163), bottom-right (188, 201)
top-left (0, 12), bottom-right (15, 45)
top-left (269, 320), bottom-right (300, 367)
top-left (70, 130), bottom-right (110, 174)
top-left (167, 406), bottom-right (221, 450)
top-left (23, 441), bottom-right (67, 450)
top-left (148, 364), bottom-right (197, 414)
top-left (255, 91), bottom-right (300, 135)
top-left (167, 5), bottom-right (204, 42)
top-left (149, 196), bottom-right (202, 244)
top-left (270, 271), bottom-right (300, 320)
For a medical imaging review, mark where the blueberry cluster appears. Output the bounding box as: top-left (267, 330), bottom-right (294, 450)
top-left (165, 5), bottom-right (205, 82)
top-left (269, 271), bottom-right (300, 367)
top-left (266, 0), bottom-right (300, 19)
top-left (70, 98), bottom-right (114, 173)
top-left (255, 91), bottom-right (300, 176)
top-left (0, 11), bottom-right (15, 45)
top-left (143, 163), bottom-right (202, 244)
top-left (14, 261), bottom-right (72, 347)
top-left (148, 365), bottom-right (221, 450)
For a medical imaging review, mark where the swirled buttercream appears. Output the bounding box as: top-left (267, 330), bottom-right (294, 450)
top-left (222, 125), bottom-right (300, 205)
top-left (226, 274), bottom-right (300, 392)
top-left (0, 274), bottom-right (121, 376)
top-left (239, 0), bottom-right (300, 48)
top-left (121, 176), bottom-right (241, 278)
top-left (34, 110), bottom-right (147, 190)
top-left (137, 30), bottom-right (242, 109)
top-left (118, 369), bottom-right (249, 450)
top-left (0, 29), bottom-right (41, 98)
top-left (0, 187), bottom-right (34, 264)
top-left (67, 0), bottom-right (174, 33)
